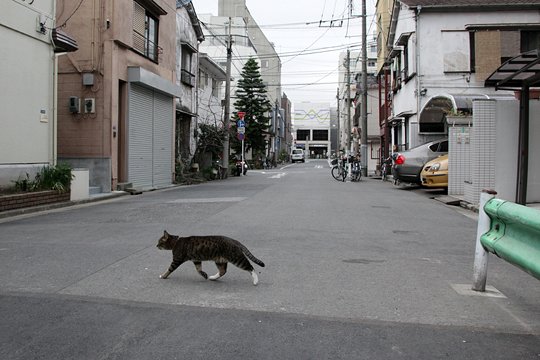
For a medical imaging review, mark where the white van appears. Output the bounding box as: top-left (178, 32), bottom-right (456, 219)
top-left (291, 149), bottom-right (305, 163)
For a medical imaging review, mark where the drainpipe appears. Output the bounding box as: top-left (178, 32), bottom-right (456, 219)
top-left (415, 5), bottom-right (422, 147)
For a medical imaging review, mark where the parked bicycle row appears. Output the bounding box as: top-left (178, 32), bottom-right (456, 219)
top-left (330, 153), bottom-right (362, 182)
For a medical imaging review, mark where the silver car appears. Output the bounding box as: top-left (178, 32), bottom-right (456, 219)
top-left (392, 139), bottom-right (448, 184)
top-left (291, 149), bottom-right (305, 163)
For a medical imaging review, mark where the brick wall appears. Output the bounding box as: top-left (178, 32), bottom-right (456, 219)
top-left (0, 191), bottom-right (70, 212)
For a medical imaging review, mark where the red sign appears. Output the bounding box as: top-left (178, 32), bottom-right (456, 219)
top-left (237, 111), bottom-right (246, 119)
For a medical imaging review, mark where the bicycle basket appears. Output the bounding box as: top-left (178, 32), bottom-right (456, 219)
top-left (330, 158), bottom-right (338, 166)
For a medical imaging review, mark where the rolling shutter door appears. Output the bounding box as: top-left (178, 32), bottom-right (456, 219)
top-left (128, 84), bottom-right (153, 188)
top-left (152, 92), bottom-right (173, 187)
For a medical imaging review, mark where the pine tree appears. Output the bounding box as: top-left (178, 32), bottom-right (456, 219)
top-left (231, 58), bottom-right (272, 157)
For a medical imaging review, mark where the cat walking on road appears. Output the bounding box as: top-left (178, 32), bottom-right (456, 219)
top-left (156, 231), bottom-right (265, 285)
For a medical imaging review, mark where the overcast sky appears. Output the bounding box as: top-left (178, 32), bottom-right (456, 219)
top-left (192, 0), bottom-right (376, 107)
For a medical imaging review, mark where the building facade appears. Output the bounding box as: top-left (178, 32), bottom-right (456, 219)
top-left (293, 102), bottom-right (331, 158)
top-left (55, 0), bottom-right (201, 192)
top-left (384, 0), bottom-right (540, 150)
top-left (1, 0), bottom-right (75, 187)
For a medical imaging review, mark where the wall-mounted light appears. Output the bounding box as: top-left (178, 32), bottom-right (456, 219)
top-left (37, 15), bottom-right (47, 34)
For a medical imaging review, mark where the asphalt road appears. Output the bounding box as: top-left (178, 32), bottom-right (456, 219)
top-left (1, 159), bottom-right (539, 359)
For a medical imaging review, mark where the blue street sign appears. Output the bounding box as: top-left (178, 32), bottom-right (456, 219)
top-left (237, 120), bottom-right (245, 127)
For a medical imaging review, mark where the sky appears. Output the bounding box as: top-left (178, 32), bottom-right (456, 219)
top-left (192, 0), bottom-right (377, 107)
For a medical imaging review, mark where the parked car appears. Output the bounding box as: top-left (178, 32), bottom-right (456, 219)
top-left (420, 154), bottom-right (448, 188)
top-left (392, 139), bottom-right (448, 184)
top-left (291, 149), bottom-right (305, 163)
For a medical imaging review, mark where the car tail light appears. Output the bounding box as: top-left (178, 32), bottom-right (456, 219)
top-left (395, 154), bottom-right (405, 165)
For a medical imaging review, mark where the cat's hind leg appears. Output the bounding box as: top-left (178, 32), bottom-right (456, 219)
top-left (233, 256), bottom-right (259, 286)
top-left (193, 261), bottom-right (208, 279)
top-left (208, 262), bottom-right (227, 281)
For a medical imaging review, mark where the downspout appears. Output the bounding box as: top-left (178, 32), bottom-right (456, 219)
top-left (415, 5), bottom-right (422, 145)
top-left (51, 0), bottom-right (58, 166)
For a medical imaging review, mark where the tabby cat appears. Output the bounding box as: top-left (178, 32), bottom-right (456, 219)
top-left (156, 230), bottom-right (265, 285)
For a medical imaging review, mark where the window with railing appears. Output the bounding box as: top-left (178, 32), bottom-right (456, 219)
top-left (181, 45), bottom-right (195, 87)
top-left (133, 1), bottom-right (159, 62)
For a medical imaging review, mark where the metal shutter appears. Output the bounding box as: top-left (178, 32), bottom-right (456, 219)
top-left (152, 92), bottom-right (173, 187)
top-left (133, 2), bottom-right (146, 54)
top-left (128, 84), bottom-right (153, 188)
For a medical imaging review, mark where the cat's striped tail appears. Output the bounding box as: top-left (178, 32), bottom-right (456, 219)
top-left (241, 245), bottom-right (265, 267)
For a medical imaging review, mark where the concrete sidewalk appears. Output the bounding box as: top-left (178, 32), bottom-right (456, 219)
top-left (0, 191), bottom-right (128, 220)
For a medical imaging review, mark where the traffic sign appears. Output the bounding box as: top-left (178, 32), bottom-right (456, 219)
top-left (237, 133), bottom-right (245, 141)
top-left (237, 120), bottom-right (245, 127)
top-left (237, 111), bottom-right (246, 119)
top-left (237, 127), bottom-right (245, 134)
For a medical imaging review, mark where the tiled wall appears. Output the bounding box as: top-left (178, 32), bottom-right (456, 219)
top-left (448, 117), bottom-right (472, 196)
top-left (465, 100), bottom-right (497, 205)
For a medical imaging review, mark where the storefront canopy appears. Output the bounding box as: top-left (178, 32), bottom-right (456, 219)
top-left (485, 49), bottom-right (540, 90)
top-left (485, 50), bottom-right (540, 205)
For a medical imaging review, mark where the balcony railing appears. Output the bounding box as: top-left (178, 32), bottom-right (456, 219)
top-left (133, 31), bottom-right (158, 62)
top-left (181, 69), bottom-right (195, 87)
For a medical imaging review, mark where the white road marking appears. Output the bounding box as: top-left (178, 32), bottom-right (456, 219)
top-left (168, 197), bottom-right (247, 203)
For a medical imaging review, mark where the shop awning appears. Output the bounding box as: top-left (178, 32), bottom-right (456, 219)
top-left (485, 49), bottom-right (540, 90)
top-left (485, 50), bottom-right (540, 205)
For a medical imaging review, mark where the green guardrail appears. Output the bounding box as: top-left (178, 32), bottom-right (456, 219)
top-left (480, 198), bottom-right (540, 281)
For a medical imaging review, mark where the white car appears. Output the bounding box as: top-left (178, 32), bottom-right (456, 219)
top-left (291, 149), bottom-right (305, 163)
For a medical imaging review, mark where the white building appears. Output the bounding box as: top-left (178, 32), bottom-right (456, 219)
top-left (293, 102), bottom-right (331, 158)
top-left (387, 0), bottom-right (540, 149)
top-left (198, 14), bottom-right (258, 107)
top-left (0, 0), bottom-right (76, 187)
top-left (198, 53), bottom-right (226, 127)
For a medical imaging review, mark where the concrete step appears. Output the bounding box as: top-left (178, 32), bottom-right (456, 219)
top-left (89, 186), bottom-right (101, 195)
top-left (117, 182), bottom-right (133, 191)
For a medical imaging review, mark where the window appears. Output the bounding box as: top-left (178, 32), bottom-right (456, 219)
top-left (211, 79), bottom-right (220, 98)
top-left (312, 130), bottom-right (328, 141)
top-left (181, 45), bottom-right (195, 87)
top-left (441, 31), bottom-right (470, 73)
top-left (402, 44), bottom-right (409, 78)
top-left (419, 97), bottom-right (452, 133)
top-left (521, 31), bottom-right (540, 52)
top-left (133, 2), bottom-right (159, 62)
top-left (297, 129), bottom-right (310, 141)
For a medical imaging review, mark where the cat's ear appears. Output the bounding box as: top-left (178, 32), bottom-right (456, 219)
top-left (164, 230), bottom-right (169, 237)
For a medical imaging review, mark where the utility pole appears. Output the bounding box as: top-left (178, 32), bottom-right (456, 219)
top-left (360, 0), bottom-right (368, 176)
top-left (336, 87), bottom-right (340, 153)
top-left (346, 49), bottom-right (351, 153)
top-left (222, 18), bottom-right (233, 171)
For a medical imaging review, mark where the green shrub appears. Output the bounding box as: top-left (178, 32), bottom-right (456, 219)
top-left (12, 173), bottom-right (37, 192)
top-left (10, 163), bottom-right (73, 194)
top-left (36, 163), bottom-right (73, 193)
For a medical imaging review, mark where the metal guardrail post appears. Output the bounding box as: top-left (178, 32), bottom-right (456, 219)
top-left (472, 189), bottom-right (497, 292)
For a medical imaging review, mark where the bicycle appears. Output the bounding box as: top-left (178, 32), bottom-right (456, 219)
top-left (381, 156), bottom-right (392, 181)
top-left (331, 157), bottom-right (347, 182)
top-left (349, 155), bottom-right (362, 182)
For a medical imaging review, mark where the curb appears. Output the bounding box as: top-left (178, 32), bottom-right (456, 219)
top-left (0, 191), bottom-right (128, 219)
